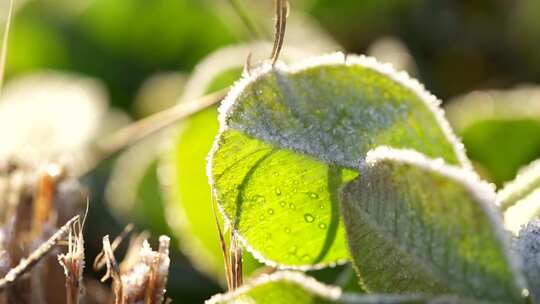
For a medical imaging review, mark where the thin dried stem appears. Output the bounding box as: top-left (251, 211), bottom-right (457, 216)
top-left (58, 202), bottom-right (88, 304)
top-left (0, 215), bottom-right (80, 292)
top-left (99, 235), bottom-right (122, 304)
top-left (227, 0), bottom-right (267, 40)
top-left (144, 236), bottom-right (170, 304)
top-left (230, 231), bottom-right (243, 290)
top-left (0, 0), bottom-right (13, 94)
top-left (80, 88), bottom-right (228, 178)
top-left (270, 0), bottom-right (289, 66)
top-left (94, 224), bottom-right (134, 271)
top-left (211, 198), bottom-right (233, 291)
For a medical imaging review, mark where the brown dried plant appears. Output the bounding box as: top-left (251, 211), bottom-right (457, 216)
top-left (95, 228), bottom-right (171, 304)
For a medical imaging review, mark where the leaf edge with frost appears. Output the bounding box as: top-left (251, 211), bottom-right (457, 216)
top-left (341, 146), bottom-right (527, 302)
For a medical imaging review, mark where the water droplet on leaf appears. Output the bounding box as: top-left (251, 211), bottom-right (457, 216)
top-left (304, 214), bottom-right (315, 223)
top-left (307, 192), bottom-right (319, 199)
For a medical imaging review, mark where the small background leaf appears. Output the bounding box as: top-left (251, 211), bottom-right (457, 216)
top-left (446, 87), bottom-right (540, 186)
top-left (498, 159), bottom-right (540, 233)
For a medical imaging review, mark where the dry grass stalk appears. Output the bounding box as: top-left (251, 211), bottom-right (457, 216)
top-left (96, 229), bottom-right (171, 304)
top-left (212, 196), bottom-right (245, 292)
top-left (57, 210), bottom-right (86, 304)
top-left (211, 198), bottom-right (233, 290)
top-left (230, 231), bottom-right (243, 290)
top-left (0, 160), bottom-right (85, 304)
top-left (270, 0), bottom-right (289, 65)
top-left (99, 235), bottom-right (123, 304)
top-left (94, 224), bottom-right (134, 271)
top-left (0, 215), bottom-right (80, 292)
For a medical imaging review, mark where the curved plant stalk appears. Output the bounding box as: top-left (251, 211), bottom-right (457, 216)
top-left (227, 0), bottom-right (268, 40)
top-left (270, 0), bottom-right (289, 65)
top-left (0, 0), bottom-right (13, 94)
top-left (79, 88), bottom-right (228, 177)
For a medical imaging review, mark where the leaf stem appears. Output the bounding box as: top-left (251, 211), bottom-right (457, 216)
top-left (227, 0), bottom-right (268, 40)
top-left (270, 0), bottom-right (289, 66)
top-left (79, 88), bottom-right (228, 177)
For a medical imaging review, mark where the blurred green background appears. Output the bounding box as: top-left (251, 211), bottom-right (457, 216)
top-left (3, 0), bottom-right (540, 302)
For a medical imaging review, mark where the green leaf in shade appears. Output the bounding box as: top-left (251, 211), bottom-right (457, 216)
top-left (498, 159), bottom-right (540, 233)
top-left (446, 88), bottom-right (540, 186)
top-left (340, 146), bottom-right (527, 303)
top-left (208, 53), bottom-right (470, 268)
top-left (205, 271), bottom-right (457, 304)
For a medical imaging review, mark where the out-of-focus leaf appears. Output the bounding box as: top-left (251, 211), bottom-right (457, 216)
top-left (80, 0), bottom-right (236, 67)
top-left (208, 52), bottom-right (470, 268)
top-left (498, 159), bottom-right (540, 233)
top-left (367, 36), bottom-right (417, 76)
top-left (133, 72), bottom-right (188, 118)
top-left (446, 88), bottom-right (540, 186)
top-left (106, 135), bottom-right (172, 236)
top-left (341, 146), bottom-right (526, 303)
top-left (205, 271), bottom-right (452, 304)
top-left (5, 13), bottom-right (69, 76)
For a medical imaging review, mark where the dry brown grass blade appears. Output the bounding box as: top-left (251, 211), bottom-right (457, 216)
top-left (58, 202), bottom-right (88, 304)
top-left (211, 197), bottom-right (233, 291)
top-left (93, 224), bottom-right (134, 271)
top-left (99, 235), bottom-right (123, 304)
top-left (0, 215), bottom-right (80, 292)
top-left (270, 0), bottom-right (289, 66)
top-left (230, 231), bottom-right (243, 290)
top-left (144, 236), bottom-right (170, 304)
top-left (0, 0), bottom-right (13, 94)
top-left (87, 88), bottom-right (228, 177)
top-left (227, 0), bottom-right (266, 39)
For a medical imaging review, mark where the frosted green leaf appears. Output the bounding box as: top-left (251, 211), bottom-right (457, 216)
top-left (208, 52), bottom-right (470, 268)
top-left (498, 159), bottom-right (540, 233)
top-left (164, 44), bottom-right (339, 280)
top-left (205, 271), bottom-right (457, 304)
top-left (341, 147), bottom-right (526, 303)
top-left (446, 88), bottom-right (540, 186)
